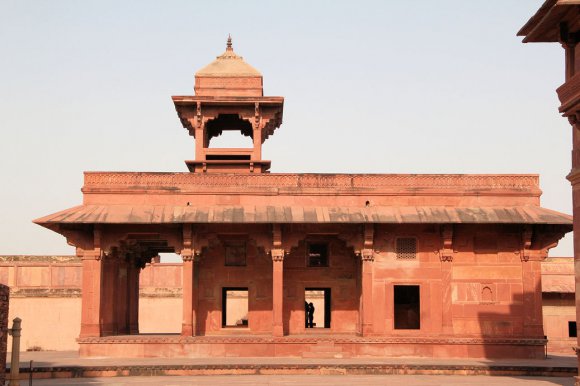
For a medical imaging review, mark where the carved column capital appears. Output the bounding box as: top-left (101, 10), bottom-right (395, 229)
top-left (360, 248), bottom-right (374, 262)
top-left (271, 248), bottom-right (285, 262)
top-left (181, 251), bottom-right (200, 263)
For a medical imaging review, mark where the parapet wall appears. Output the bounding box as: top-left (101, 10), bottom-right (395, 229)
top-left (81, 173), bottom-right (542, 207)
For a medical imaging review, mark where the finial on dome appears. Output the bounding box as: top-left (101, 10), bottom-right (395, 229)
top-left (226, 34), bottom-right (233, 51)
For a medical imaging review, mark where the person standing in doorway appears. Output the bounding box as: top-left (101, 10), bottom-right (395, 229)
top-left (308, 302), bottom-right (315, 328)
top-left (305, 301), bottom-right (309, 328)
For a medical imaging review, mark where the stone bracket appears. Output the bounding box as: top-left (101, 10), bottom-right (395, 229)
top-left (271, 224), bottom-right (285, 261)
top-left (440, 224), bottom-right (454, 262)
top-left (360, 224), bottom-right (375, 262)
top-left (521, 225), bottom-right (533, 262)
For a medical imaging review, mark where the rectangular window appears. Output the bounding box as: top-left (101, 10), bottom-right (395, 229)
top-left (307, 243), bottom-right (329, 267)
top-left (222, 288), bottom-right (249, 327)
top-left (225, 240), bottom-right (246, 266)
top-left (569, 321), bottom-right (577, 338)
top-left (394, 285), bottom-right (420, 330)
top-left (396, 238), bottom-right (417, 260)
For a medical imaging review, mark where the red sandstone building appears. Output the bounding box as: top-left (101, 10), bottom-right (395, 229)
top-left (35, 37), bottom-right (573, 359)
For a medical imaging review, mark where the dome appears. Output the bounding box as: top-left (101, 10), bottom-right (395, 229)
top-left (195, 36), bottom-right (261, 77)
top-left (194, 36), bottom-right (263, 97)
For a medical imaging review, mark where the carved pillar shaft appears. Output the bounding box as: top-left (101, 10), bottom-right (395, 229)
top-left (272, 249), bottom-right (284, 337)
top-left (360, 249), bottom-right (374, 336)
top-left (181, 255), bottom-right (197, 336)
top-left (115, 257), bottom-right (129, 334)
top-left (440, 225), bottom-right (454, 334)
top-left (79, 248), bottom-right (103, 338)
top-left (181, 224), bottom-right (197, 336)
top-left (440, 262), bottom-right (453, 334)
top-left (127, 259), bottom-right (140, 334)
top-left (101, 256), bottom-right (119, 335)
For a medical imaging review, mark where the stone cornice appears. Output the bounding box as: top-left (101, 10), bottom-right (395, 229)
top-left (0, 255), bottom-right (80, 263)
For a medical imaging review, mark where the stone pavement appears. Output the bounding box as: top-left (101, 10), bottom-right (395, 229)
top-left (6, 351), bottom-right (578, 384)
top-left (26, 374), bottom-right (576, 385)
top-left (10, 350), bottom-right (579, 368)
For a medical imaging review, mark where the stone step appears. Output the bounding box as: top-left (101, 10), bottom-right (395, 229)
top-left (301, 351), bottom-right (351, 359)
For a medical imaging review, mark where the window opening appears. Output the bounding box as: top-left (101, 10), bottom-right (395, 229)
top-left (304, 288), bottom-right (331, 329)
top-left (569, 321), bottom-right (577, 338)
top-left (307, 243), bottom-right (329, 267)
top-left (396, 238), bottom-right (417, 260)
top-left (222, 288), bottom-right (249, 327)
top-left (224, 240), bottom-right (247, 266)
top-left (394, 285), bottom-right (420, 329)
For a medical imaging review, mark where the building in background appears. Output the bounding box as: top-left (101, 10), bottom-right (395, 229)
top-left (32, 38), bottom-right (572, 358)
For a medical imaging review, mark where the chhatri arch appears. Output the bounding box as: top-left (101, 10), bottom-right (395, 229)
top-left (35, 37), bottom-right (572, 358)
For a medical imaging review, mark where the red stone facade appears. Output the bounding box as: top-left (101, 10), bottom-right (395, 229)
top-left (34, 38), bottom-right (572, 359)
top-left (520, 1), bottom-right (580, 382)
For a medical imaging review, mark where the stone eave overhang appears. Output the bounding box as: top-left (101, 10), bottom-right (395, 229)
top-left (172, 96), bottom-right (284, 141)
top-left (33, 204), bottom-right (572, 229)
top-left (518, 0), bottom-right (580, 43)
top-left (172, 96), bottom-right (284, 105)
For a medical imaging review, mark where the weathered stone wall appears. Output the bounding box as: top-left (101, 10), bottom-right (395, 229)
top-left (0, 256), bottom-right (185, 350)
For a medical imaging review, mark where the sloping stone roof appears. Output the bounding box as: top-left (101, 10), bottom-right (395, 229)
top-left (34, 204), bottom-right (572, 226)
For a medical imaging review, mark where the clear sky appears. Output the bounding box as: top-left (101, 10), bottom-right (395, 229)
top-left (0, 1), bottom-right (574, 257)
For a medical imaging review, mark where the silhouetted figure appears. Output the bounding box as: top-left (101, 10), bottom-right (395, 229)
top-left (305, 301), bottom-right (309, 328)
top-left (308, 302), bottom-right (315, 328)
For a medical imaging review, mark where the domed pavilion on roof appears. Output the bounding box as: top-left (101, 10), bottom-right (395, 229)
top-left (34, 37), bottom-right (572, 359)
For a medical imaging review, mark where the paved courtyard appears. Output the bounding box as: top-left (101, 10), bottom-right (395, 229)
top-left (28, 374), bottom-right (575, 386)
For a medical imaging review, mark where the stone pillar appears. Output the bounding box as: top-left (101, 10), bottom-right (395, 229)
top-left (100, 256), bottom-right (118, 335)
top-left (127, 259), bottom-right (140, 334)
top-left (522, 258), bottom-right (544, 337)
top-left (567, 119), bottom-right (580, 379)
top-left (181, 254), bottom-right (197, 336)
top-left (271, 248), bottom-right (285, 337)
top-left (440, 225), bottom-right (454, 334)
top-left (116, 257), bottom-right (129, 334)
top-left (79, 248), bottom-right (103, 338)
top-left (440, 259), bottom-right (453, 334)
top-left (359, 248), bottom-right (374, 336)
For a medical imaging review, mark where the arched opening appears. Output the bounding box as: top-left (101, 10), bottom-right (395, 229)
top-left (206, 114), bottom-right (254, 149)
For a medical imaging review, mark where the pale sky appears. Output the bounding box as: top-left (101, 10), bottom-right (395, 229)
top-left (0, 1), bottom-right (574, 257)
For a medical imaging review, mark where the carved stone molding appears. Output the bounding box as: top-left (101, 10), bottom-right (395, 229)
top-left (84, 173), bottom-right (540, 191)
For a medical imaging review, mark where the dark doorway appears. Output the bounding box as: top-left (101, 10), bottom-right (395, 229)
top-left (305, 288), bottom-right (331, 328)
top-left (394, 285), bottom-right (420, 330)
